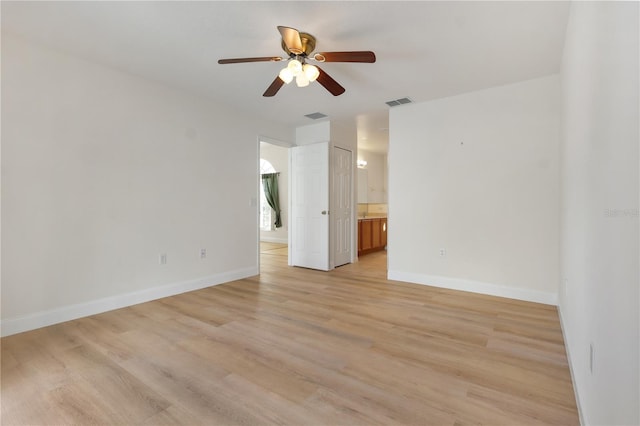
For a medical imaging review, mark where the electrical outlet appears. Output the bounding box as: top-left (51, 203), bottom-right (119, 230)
top-left (439, 248), bottom-right (446, 257)
top-left (159, 253), bottom-right (167, 265)
top-left (200, 248), bottom-right (207, 259)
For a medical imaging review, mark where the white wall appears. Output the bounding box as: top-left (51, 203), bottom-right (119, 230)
top-left (260, 143), bottom-right (289, 244)
top-left (1, 35), bottom-right (291, 336)
top-left (330, 120), bottom-right (357, 154)
top-left (389, 75), bottom-right (560, 304)
top-left (295, 121), bottom-right (330, 146)
top-left (559, 2), bottom-right (639, 424)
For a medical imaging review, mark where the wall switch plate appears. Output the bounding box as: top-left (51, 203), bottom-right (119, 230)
top-left (159, 253), bottom-right (167, 265)
top-left (200, 248), bottom-right (207, 259)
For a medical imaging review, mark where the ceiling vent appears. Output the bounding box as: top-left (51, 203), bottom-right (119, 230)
top-left (385, 97), bottom-right (412, 107)
top-left (304, 112), bottom-right (328, 120)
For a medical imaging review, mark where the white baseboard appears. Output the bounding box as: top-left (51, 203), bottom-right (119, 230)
top-left (387, 270), bottom-right (558, 305)
top-left (557, 306), bottom-right (585, 426)
top-left (260, 236), bottom-right (288, 244)
top-left (0, 266), bottom-right (258, 337)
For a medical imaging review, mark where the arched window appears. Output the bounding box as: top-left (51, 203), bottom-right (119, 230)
top-left (260, 159), bottom-right (276, 231)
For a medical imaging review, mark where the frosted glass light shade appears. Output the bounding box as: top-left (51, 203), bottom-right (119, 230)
top-left (287, 59), bottom-right (303, 76)
top-left (278, 67), bottom-right (294, 84)
top-left (303, 64), bottom-right (320, 82)
top-left (296, 72), bottom-right (309, 87)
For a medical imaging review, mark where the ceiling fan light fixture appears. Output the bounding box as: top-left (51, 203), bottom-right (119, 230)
top-left (278, 67), bottom-right (294, 84)
top-left (218, 25), bottom-right (376, 97)
top-left (296, 72), bottom-right (310, 87)
top-left (303, 64), bottom-right (320, 82)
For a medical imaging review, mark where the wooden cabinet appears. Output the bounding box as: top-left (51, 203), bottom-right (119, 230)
top-left (359, 219), bottom-right (373, 251)
top-left (372, 220), bottom-right (381, 248)
top-left (358, 217), bottom-right (387, 256)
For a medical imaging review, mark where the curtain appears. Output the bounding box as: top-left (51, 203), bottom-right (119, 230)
top-left (261, 172), bottom-right (282, 228)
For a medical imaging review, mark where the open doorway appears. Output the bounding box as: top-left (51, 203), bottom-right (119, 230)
top-left (356, 149), bottom-right (388, 264)
top-left (258, 138), bottom-right (290, 272)
top-left (258, 137), bottom-right (358, 272)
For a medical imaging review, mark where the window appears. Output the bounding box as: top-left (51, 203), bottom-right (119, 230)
top-left (260, 159), bottom-right (276, 231)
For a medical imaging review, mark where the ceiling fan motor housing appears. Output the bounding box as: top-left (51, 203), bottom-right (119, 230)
top-left (281, 32), bottom-right (316, 56)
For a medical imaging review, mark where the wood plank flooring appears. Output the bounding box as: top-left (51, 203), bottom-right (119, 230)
top-left (1, 244), bottom-right (579, 425)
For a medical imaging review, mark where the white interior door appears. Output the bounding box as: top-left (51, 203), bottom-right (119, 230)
top-left (291, 141), bottom-right (330, 270)
top-left (333, 147), bottom-right (352, 267)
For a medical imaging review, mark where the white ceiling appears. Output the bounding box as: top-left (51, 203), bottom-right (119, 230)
top-left (1, 1), bottom-right (570, 153)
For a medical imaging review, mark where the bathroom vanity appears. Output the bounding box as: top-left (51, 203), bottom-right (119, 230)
top-left (358, 217), bottom-right (387, 256)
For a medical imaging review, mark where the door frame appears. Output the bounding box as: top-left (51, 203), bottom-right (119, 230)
top-left (257, 135), bottom-right (294, 273)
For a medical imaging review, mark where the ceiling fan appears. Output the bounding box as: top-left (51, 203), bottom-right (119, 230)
top-left (218, 26), bottom-right (376, 97)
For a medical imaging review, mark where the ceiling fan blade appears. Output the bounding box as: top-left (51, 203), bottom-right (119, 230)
top-left (218, 57), bottom-right (282, 64)
top-left (316, 67), bottom-right (346, 96)
top-left (278, 26), bottom-right (304, 55)
top-left (263, 76), bottom-right (285, 97)
top-left (314, 51), bottom-right (376, 63)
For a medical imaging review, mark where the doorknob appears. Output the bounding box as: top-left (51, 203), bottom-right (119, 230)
top-left (321, 210), bottom-right (328, 215)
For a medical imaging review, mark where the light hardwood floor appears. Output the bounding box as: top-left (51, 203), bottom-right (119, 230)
top-left (1, 245), bottom-right (578, 425)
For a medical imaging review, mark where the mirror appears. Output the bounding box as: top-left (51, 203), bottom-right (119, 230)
top-left (357, 168), bottom-right (368, 203)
